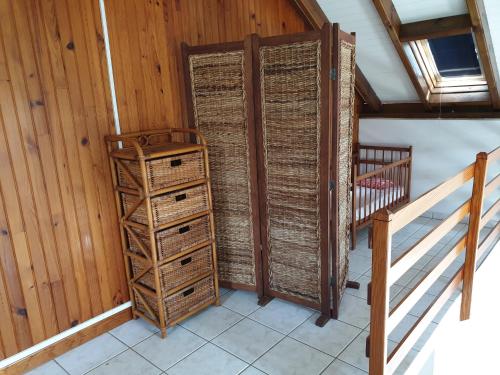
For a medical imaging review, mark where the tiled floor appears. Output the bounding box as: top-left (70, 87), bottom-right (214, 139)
top-left (26, 216), bottom-right (496, 375)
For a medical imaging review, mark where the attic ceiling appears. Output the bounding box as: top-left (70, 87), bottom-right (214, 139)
top-left (316, 0), bottom-right (500, 115)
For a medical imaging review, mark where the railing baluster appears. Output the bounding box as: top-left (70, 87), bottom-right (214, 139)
top-left (369, 209), bottom-right (393, 375)
top-left (461, 152), bottom-right (489, 320)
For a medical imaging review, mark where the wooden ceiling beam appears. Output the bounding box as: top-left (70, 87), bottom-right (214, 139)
top-left (371, 0), bottom-right (432, 110)
top-left (466, 0), bottom-right (500, 109)
top-left (399, 14), bottom-right (472, 42)
top-left (360, 102), bottom-right (500, 118)
top-left (292, 0), bottom-right (382, 111)
top-left (355, 66), bottom-right (382, 111)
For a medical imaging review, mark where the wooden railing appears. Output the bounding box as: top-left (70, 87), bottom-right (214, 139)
top-left (367, 146), bottom-right (500, 374)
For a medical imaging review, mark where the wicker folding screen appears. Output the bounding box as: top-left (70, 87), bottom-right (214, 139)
top-left (183, 24), bottom-right (356, 325)
top-left (182, 41), bottom-right (264, 300)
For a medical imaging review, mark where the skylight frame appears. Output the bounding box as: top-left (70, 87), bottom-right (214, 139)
top-left (407, 34), bottom-right (489, 98)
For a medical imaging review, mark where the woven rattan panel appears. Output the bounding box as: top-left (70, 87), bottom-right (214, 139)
top-left (188, 51), bottom-right (256, 287)
top-left (337, 40), bottom-right (356, 299)
top-left (260, 41), bottom-right (322, 304)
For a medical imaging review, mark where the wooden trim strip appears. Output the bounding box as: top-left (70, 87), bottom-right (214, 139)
top-left (1, 308), bottom-right (131, 375)
top-left (399, 14), bottom-right (472, 42)
top-left (390, 201), bottom-right (470, 284)
top-left (391, 164), bottom-right (475, 233)
top-left (466, 0), bottom-right (500, 109)
top-left (388, 235), bottom-right (466, 333)
top-left (386, 268), bottom-right (463, 373)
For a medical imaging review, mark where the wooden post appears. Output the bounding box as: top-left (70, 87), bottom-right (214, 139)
top-left (369, 209), bottom-right (393, 375)
top-left (460, 152), bottom-right (488, 320)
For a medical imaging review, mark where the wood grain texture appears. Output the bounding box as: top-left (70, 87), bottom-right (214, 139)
top-left (104, 0), bottom-right (310, 133)
top-left (0, 0), bottom-right (127, 357)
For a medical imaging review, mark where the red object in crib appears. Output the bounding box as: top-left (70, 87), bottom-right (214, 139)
top-left (359, 177), bottom-right (394, 190)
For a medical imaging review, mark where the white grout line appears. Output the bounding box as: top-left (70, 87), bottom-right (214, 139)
top-left (0, 302), bottom-right (131, 369)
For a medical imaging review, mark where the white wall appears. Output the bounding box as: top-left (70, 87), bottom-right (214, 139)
top-left (360, 119), bottom-right (500, 218)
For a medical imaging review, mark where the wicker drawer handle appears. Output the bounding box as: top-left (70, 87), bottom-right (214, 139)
top-left (178, 225), bottom-right (190, 234)
top-left (175, 193), bottom-right (187, 202)
top-left (183, 287), bottom-right (194, 297)
top-left (180, 257), bottom-right (192, 266)
top-left (170, 159), bottom-right (182, 167)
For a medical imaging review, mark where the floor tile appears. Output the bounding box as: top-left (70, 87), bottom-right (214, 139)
top-left (180, 306), bottom-right (243, 340)
top-left (56, 333), bottom-right (127, 375)
top-left (133, 325), bottom-right (205, 370)
top-left (409, 292), bottom-right (436, 317)
top-left (345, 275), bottom-right (370, 300)
top-left (240, 366), bottom-right (266, 375)
top-left (349, 254), bottom-right (372, 275)
top-left (26, 360), bottom-right (68, 375)
top-left (249, 298), bottom-right (313, 334)
top-left (289, 313), bottom-right (361, 357)
top-left (86, 349), bottom-right (161, 375)
top-left (166, 343), bottom-right (247, 375)
top-left (212, 318), bottom-right (284, 363)
top-left (220, 287), bottom-right (232, 296)
top-left (253, 337), bottom-right (333, 375)
top-left (322, 359), bottom-right (367, 375)
top-left (221, 290), bottom-right (260, 316)
top-left (337, 331), bottom-right (369, 372)
top-left (338, 294), bottom-right (370, 329)
top-left (109, 318), bottom-right (158, 346)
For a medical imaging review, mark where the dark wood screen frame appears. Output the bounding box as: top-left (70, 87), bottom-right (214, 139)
top-left (330, 27), bottom-right (357, 319)
top-left (252, 25), bottom-right (333, 326)
top-left (181, 40), bottom-right (265, 302)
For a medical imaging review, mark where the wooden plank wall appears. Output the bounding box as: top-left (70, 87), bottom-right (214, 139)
top-left (0, 0), bottom-right (314, 359)
top-left (105, 0), bottom-right (311, 133)
top-left (0, 0), bottom-right (127, 358)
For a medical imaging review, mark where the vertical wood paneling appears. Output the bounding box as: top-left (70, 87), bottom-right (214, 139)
top-left (0, 0), bottom-right (314, 359)
top-left (0, 0), bottom-right (127, 356)
top-left (105, 0), bottom-right (311, 133)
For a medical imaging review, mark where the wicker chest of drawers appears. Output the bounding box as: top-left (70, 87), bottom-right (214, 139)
top-left (106, 129), bottom-right (219, 337)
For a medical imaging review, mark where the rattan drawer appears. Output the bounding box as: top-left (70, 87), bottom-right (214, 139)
top-left (117, 151), bottom-right (205, 191)
top-left (127, 215), bottom-right (211, 261)
top-left (131, 245), bottom-right (213, 291)
top-left (135, 275), bottom-right (215, 324)
top-left (122, 184), bottom-right (209, 227)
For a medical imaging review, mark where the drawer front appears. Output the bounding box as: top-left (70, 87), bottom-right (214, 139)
top-left (165, 275), bottom-right (215, 322)
top-left (151, 184), bottom-right (209, 226)
top-left (126, 215), bottom-right (211, 261)
top-left (117, 151), bottom-right (205, 191)
top-left (159, 245), bottom-right (213, 291)
top-left (122, 184), bottom-right (209, 227)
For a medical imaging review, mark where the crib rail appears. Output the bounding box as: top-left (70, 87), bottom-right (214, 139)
top-left (351, 144), bottom-right (412, 248)
top-left (367, 146), bottom-right (500, 374)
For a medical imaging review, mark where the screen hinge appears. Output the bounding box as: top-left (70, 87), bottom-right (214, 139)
top-left (329, 180), bottom-right (335, 191)
top-left (330, 68), bottom-right (336, 80)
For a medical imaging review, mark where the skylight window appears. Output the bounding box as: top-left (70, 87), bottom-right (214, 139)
top-left (428, 34), bottom-right (481, 78)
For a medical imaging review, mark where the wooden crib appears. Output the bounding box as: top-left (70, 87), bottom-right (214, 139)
top-left (351, 144), bottom-right (413, 249)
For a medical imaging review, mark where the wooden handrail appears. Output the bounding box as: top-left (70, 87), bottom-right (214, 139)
top-left (355, 157), bottom-right (411, 181)
top-left (480, 198), bottom-right (500, 229)
top-left (386, 268), bottom-right (464, 373)
top-left (368, 147), bottom-right (499, 375)
top-left (390, 201), bottom-right (470, 284)
top-left (484, 173), bottom-right (500, 196)
top-left (388, 235), bottom-right (466, 333)
top-left (391, 163), bottom-right (475, 232)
